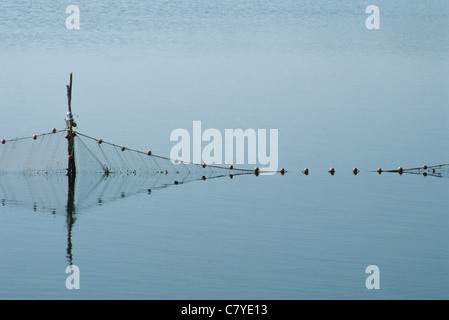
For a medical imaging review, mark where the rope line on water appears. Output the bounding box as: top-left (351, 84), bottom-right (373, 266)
top-left (1, 128), bottom-right (447, 177)
top-left (74, 131), bottom-right (258, 174)
top-left (1, 129), bottom-right (65, 144)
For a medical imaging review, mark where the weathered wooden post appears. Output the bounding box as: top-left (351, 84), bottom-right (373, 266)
top-left (66, 73), bottom-right (76, 177)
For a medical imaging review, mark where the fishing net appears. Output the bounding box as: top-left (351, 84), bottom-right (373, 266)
top-left (386, 165), bottom-right (449, 178)
top-left (0, 73), bottom-right (268, 217)
top-left (0, 129), bottom-right (250, 176)
top-left (73, 131), bottom-right (248, 177)
top-left (0, 128), bottom-right (253, 266)
top-left (0, 127), bottom-right (253, 214)
top-left (0, 130), bottom-right (68, 174)
top-left (0, 167), bottom-right (248, 215)
top-left (1, 126), bottom-right (447, 215)
top-left (1, 125), bottom-right (446, 266)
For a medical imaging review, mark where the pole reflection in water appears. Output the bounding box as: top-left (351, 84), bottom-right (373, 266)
top-left (0, 170), bottom-right (253, 264)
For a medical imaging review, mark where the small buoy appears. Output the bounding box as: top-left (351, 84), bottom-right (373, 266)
top-left (51, 128), bottom-right (57, 134)
top-left (229, 174), bottom-right (233, 179)
top-left (174, 181), bottom-right (179, 185)
top-left (280, 168), bottom-right (285, 175)
top-left (302, 168), bottom-right (309, 175)
top-left (202, 163), bottom-right (206, 168)
top-left (353, 167), bottom-right (359, 175)
top-left (423, 172), bottom-right (428, 177)
top-left (1, 139), bottom-right (5, 145)
top-left (147, 150), bottom-right (152, 156)
top-left (377, 168), bottom-right (382, 174)
top-left (254, 166), bottom-right (260, 173)
top-left (398, 166), bottom-right (403, 174)
top-left (329, 167), bottom-right (335, 175)
top-left (422, 164), bottom-right (427, 170)
top-left (202, 176), bottom-right (206, 181)
top-left (32, 135), bottom-right (37, 140)
top-left (121, 147), bottom-right (126, 152)
top-left (229, 165), bottom-right (233, 170)
top-left (98, 139), bottom-right (103, 144)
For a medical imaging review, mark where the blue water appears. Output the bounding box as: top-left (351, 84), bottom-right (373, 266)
top-left (0, 0), bottom-right (448, 300)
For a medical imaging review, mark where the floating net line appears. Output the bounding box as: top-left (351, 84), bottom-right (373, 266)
top-left (0, 130), bottom-right (68, 174)
top-left (0, 128), bottom-right (256, 176)
top-left (1, 128), bottom-right (447, 179)
top-left (73, 131), bottom-right (255, 176)
top-left (377, 164), bottom-right (449, 178)
top-left (0, 127), bottom-right (255, 214)
top-left (0, 124), bottom-right (256, 265)
top-left (0, 127), bottom-right (447, 227)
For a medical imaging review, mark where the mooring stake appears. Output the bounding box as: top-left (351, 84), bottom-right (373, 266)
top-left (66, 73), bottom-right (76, 178)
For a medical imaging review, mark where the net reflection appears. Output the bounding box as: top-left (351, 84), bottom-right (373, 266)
top-left (0, 170), bottom-right (252, 265)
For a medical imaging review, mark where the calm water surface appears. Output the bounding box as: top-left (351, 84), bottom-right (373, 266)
top-left (0, 0), bottom-right (448, 300)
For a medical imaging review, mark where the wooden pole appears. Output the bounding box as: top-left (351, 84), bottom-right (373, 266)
top-left (66, 73), bottom-right (76, 177)
top-left (66, 73), bottom-right (76, 265)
